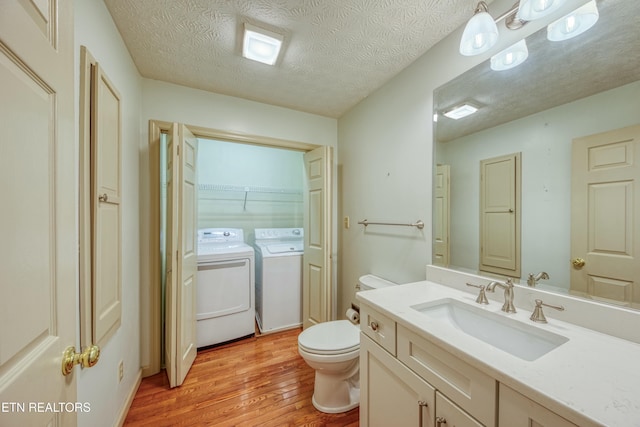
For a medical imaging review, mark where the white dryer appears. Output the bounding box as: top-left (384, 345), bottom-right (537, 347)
top-left (197, 228), bottom-right (255, 348)
top-left (253, 228), bottom-right (304, 334)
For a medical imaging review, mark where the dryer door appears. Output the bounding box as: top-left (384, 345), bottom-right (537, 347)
top-left (197, 258), bottom-right (252, 319)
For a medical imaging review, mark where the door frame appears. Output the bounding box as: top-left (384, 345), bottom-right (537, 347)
top-left (145, 120), bottom-right (334, 376)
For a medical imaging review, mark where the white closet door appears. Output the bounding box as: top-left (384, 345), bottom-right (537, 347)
top-left (165, 124), bottom-right (198, 387)
top-left (302, 145), bottom-right (333, 328)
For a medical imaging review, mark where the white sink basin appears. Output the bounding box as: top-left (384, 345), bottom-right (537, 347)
top-left (411, 298), bottom-right (568, 361)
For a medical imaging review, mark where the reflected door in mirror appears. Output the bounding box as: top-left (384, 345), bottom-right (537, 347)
top-left (570, 124), bottom-right (640, 308)
top-left (480, 153), bottom-right (521, 277)
top-left (434, 164), bottom-right (451, 266)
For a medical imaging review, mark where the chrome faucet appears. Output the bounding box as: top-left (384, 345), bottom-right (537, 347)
top-left (527, 271), bottom-right (549, 287)
top-left (465, 282), bottom-right (489, 304)
top-left (530, 299), bottom-right (564, 323)
top-left (486, 278), bottom-right (516, 313)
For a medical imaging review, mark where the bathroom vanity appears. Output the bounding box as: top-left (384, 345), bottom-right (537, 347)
top-left (357, 267), bottom-right (640, 427)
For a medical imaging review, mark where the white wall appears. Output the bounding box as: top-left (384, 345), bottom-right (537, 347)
top-left (197, 139), bottom-right (305, 235)
top-left (336, 0), bottom-right (588, 316)
top-left (74, 0), bottom-right (142, 425)
top-left (139, 79), bottom-right (338, 369)
top-left (439, 80), bottom-right (640, 289)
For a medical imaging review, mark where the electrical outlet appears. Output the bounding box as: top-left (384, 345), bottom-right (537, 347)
top-left (118, 360), bottom-right (124, 383)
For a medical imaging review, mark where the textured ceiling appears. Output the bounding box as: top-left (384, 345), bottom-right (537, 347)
top-left (103, 0), bottom-right (481, 118)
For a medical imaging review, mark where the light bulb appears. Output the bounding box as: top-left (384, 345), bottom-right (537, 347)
top-left (490, 39), bottom-right (529, 71)
top-left (517, 0), bottom-right (566, 21)
top-left (547, 0), bottom-right (599, 41)
top-left (459, 7), bottom-right (499, 56)
top-left (533, 0), bottom-right (553, 13)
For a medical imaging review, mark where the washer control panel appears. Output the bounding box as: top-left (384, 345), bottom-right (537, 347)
top-left (254, 228), bottom-right (304, 241)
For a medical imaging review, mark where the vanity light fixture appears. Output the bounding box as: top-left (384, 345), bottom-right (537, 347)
top-left (459, 1), bottom-right (527, 57)
top-left (459, 1), bottom-right (499, 56)
top-left (460, 0), bottom-right (572, 58)
top-left (491, 39), bottom-right (529, 71)
top-left (242, 23), bottom-right (284, 65)
top-left (444, 103), bottom-right (479, 120)
top-left (547, 0), bottom-right (599, 41)
top-left (517, 0), bottom-right (567, 21)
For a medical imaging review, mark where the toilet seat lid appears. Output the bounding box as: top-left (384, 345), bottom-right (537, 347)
top-left (298, 320), bottom-right (359, 355)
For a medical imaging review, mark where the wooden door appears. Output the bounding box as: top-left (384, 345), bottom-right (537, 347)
top-left (0, 0), bottom-right (77, 425)
top-left (91, 62), bottom-right (123, 347)
top-left (302, 146), bottom-right (333, 328)
top-left (571, 125), bottom-right (640, 308)
top-left (479, 153), bottom-right (521, 277)
top-left (165, 124), bottom-right (198, 387)
top-left (433, 164), bottom-right (451, 267)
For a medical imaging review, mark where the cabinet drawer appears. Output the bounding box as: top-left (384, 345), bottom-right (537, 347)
top-left (398, 325), bottom-right (496, 427)
top-left (360, 305), bottom-right (397, 356)
top-left (436, 391), bottom-right (483, 427)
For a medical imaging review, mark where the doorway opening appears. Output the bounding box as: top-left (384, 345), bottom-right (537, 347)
top-left (147, 121), bottom-right (334, 380)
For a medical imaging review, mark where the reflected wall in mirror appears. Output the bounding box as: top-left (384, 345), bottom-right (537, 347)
top-left (433, 0), bottom-right (640, 309)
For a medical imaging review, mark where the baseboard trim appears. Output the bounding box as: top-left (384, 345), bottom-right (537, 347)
top-left (116, 369), bottom-right (142, 427)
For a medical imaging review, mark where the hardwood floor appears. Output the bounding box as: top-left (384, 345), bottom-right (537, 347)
top-left (124, 328), bottom-right (359, 426)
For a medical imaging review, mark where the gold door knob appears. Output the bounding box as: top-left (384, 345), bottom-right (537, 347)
top-left (61, 345), bottom-right (100, 376)
top-left (572, 258), bottom-right (586, 268)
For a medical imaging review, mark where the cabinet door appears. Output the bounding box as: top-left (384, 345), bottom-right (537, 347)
top-left (360, 333), bottom-right (435, 427)
top-left (499, 384), bottom-right (578, 427)
top-left (435, 392), bottom-right (483, 427)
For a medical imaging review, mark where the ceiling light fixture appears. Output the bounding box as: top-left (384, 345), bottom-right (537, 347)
top-left (444, 103), bottom-right (480, 120)
top-left (242, 23), bottom-right (283, 65)
top-left (547, 0), bottom-right (599, 41)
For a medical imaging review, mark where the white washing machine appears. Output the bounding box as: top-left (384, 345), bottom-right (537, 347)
top-left (254, 227), bottom-right (304, 334)
top-left (197, 228), bottom-right (255, 348)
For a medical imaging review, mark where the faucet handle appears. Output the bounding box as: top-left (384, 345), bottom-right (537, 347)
top-left (465, 283), bottom-right (489, 304)
top-left (530, 299), bottom-right (565, 323)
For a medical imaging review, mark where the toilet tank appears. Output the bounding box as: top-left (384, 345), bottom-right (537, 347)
top-left (358, 274), bottom-right (396, 291)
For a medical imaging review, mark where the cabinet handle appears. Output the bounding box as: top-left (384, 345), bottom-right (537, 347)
top-left (436, 416), bottom-right (447, 427)
top-left (418, 401), bottom-right (428, 427)
top-left (370, 321), bottom-right (379, 332)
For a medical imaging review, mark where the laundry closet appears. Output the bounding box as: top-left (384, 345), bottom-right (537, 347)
top-left (195, 138), bottom-right (305, 344)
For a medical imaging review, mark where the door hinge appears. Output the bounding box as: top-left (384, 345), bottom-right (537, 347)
top-left (177, 145), bottom-right (180, 156)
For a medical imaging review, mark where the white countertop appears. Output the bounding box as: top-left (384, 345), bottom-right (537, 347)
top-left (356, 280), bottom-right (640, 427)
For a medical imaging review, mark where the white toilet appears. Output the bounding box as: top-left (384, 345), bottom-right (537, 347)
top-left (297, 274), bottom-right (396, 413)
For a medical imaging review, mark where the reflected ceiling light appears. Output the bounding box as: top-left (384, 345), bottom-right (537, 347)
top-left (459, 1), bottom-right (499, 56)
top-left (242, 23), bottom-right (283, 65)
top-left (444, 103), bottom-right (479, 120)
top-left (491, 39), bottom-right (529, 71)
top-left (547, 0), bottom-right (599, 41)
top-left (517, 0), bottom-right (567, 21)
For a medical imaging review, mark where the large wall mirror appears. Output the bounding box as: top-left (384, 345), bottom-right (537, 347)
top-left (433, 0), bottom-right (640, 309)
